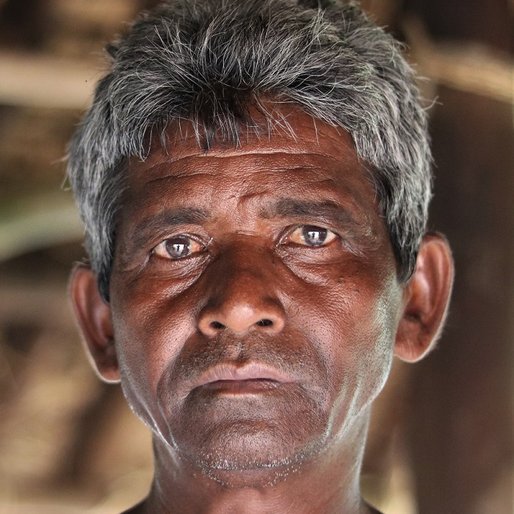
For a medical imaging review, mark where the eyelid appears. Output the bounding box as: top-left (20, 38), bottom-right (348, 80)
top-left (280, 224), bottom-right (339, 247)
top-left (152, 234), bottom-right (208, 260)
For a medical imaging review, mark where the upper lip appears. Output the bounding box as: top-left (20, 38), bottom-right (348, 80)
top-left (191, 362), bottom-right (293, 390)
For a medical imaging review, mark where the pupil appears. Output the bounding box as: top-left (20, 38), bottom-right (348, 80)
top-left (303, 226), bottom-right (327, 246)
top-left (166, 238), bottom-right (190, 258)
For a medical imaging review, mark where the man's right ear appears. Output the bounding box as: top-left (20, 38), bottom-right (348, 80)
top-left (69, 263), bottom-right (120, 383)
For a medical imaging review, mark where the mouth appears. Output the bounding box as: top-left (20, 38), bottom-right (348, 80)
top-left (191, 362), bottom-right (293, 395)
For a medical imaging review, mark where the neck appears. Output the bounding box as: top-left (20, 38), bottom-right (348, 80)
top-left (130, 415), bottom-right (379, 514)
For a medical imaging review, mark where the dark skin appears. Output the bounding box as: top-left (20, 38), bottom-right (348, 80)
top-left (70, 106), bottom-right (453, 513)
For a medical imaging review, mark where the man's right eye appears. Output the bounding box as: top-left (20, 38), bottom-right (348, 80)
top-left (152, 236), bottom-right (205, 260)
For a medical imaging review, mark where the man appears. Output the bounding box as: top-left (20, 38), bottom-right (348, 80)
top-left (67, 0), bottom-right (454, 512)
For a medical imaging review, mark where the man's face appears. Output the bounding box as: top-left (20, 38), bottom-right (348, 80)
top-left (108, 107), bottom-right (404, 476)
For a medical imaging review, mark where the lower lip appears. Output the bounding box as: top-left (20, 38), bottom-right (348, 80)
top-left (201, 379), bottom-right (281, 394)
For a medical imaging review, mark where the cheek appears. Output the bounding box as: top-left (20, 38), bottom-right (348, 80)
top-left (293, 270), bottom-right (401, 420)
top-left (109, 285), bottom-right (197, 429)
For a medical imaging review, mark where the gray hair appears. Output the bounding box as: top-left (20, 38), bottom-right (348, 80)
top-left (67, 0), bottom-right (432, 300)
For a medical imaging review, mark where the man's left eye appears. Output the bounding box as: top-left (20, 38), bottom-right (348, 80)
top-left (153, 236), bottom-right (205, 260)
top-left (286, 225), bottom-right (338, 247)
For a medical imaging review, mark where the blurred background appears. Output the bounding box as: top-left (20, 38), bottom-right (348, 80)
top-left (0, 0), bottom-right (512, 513)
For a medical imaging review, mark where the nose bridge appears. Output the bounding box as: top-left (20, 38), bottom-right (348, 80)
top-left (197, 240), bottom-right (285, 336)
top-left (223, 241), bottom-right (270, 291)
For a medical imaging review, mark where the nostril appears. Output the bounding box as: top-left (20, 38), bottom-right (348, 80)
top-left (210, 321), bottom-right (225, 330)
top-left (256, 319), bottom-right (273, 327)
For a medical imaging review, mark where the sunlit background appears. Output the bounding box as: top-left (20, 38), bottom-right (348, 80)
top-left (0, 0), bottom-right (512, 512)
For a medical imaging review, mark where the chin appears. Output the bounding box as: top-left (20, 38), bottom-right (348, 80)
top-left (170, 418), bottom-right (330, 486)
top-left (184, 428), bottom-right (327, 488)
top-left (195, 462), bottom-right (299, 488)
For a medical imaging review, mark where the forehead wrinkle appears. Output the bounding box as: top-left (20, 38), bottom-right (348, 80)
top-left (132, 153), bottom-right (347, 194)
top-left (143, 169), bottom-right (217, 185)
top-left (133, 147), bottom-right (347, 175)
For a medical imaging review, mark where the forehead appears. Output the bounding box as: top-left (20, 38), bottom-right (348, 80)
top-left (143, 107), bottom-right (356, 166)
top-left (122, 106), bottom-right (380, 229)
top-left (125, 106), bottom-right (375, 208)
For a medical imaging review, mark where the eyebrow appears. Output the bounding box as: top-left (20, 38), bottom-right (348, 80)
top-left (125, 207), bottom-right (209, 251)
top-left (262, 198), bottom-right (361, 228)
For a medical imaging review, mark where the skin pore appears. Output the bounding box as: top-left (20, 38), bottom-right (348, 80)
top-left (70, 105), bottom-right (453, 513)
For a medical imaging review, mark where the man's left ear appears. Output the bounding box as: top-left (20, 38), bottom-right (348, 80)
top-left (394, 233), bottom-right (454, 362)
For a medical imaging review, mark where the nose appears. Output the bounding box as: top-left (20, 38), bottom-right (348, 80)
top-left (197, 248), bottom-right (286, 337)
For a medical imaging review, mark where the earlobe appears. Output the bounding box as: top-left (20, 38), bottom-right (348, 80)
top-left (69, 263), bottom-right (120, 383)
top-left (394, 233), bottom-right (454, 363)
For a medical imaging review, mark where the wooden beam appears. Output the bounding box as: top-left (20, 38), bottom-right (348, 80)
top-left (405, 17), bottom-right (514, 105)
top-left (0, 194), bottom-right (83, 261)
